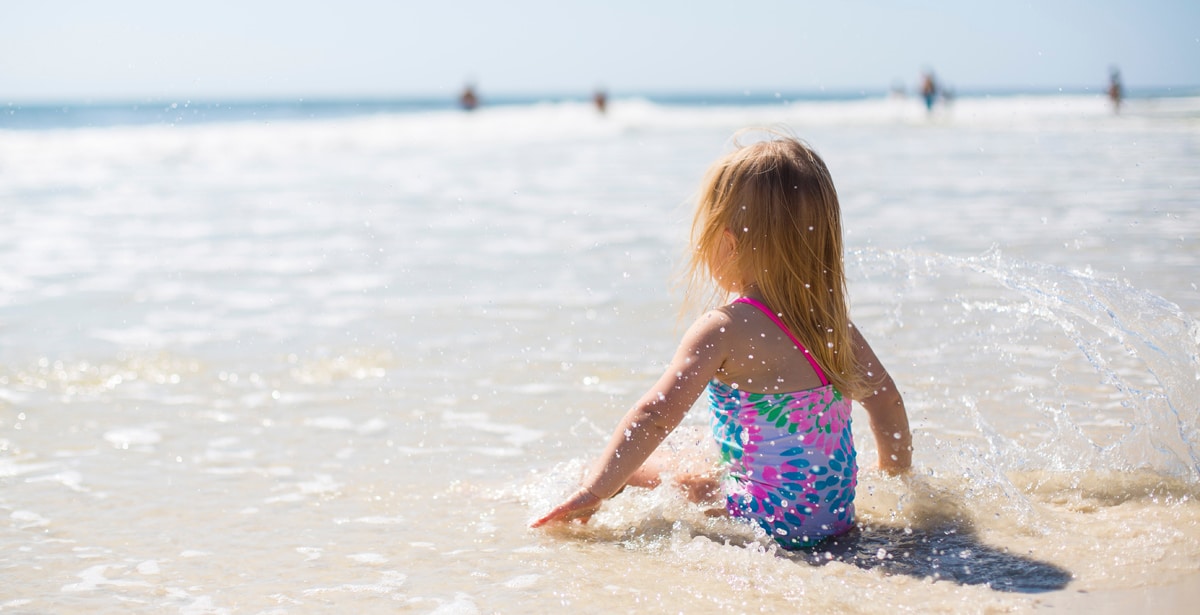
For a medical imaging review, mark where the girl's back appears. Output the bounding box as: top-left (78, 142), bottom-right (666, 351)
top-left (708, 296), bottom-right (857, 548)
top-left (713, 299), bottom-right (826, 394)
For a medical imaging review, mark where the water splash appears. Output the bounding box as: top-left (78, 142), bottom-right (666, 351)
top-left (850, 248), bottom-right (1200, 483)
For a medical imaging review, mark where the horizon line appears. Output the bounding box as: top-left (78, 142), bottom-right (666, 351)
top-left (6, 84), bottom-right (1200, 106)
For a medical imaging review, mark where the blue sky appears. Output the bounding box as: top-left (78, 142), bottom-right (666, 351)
top-left (3, 0), bottom-right (1197, 101)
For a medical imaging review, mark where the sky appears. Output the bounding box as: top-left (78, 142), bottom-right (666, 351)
top-left (2, 0), bottom-right (1198, 101)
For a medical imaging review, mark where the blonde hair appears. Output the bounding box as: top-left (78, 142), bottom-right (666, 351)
top-left (684, 130), bottom-right (861, 396)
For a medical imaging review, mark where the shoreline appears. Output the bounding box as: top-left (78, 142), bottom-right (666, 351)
top-left (4, 88), bottom-right (1199, 132)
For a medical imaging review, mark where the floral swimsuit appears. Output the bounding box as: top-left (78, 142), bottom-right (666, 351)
top-left (709, 297), bottom-right (857, 548)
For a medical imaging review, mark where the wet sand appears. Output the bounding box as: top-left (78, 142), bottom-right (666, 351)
top-left (1036, 574), bottom-right (1200, 613)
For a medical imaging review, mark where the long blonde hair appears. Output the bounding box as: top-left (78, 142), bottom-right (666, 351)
top-left (684, 131), bottom-right (861, 396)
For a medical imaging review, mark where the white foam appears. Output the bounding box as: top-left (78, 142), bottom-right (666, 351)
top-left (428, 593), bottom-right (482, 615)
top-left (296, 547), bottom-right (322, 562)
top-left (442, 411), bottom-right (544, 448)
top-left (24, 470), bottom-right (89, 493)
top-left (334, 515), bottom-right (405, 525)
top-left (0, 458), bottom-right (59, 478)
top-left (303, 416), bottom-right (356, 431)
top-left (301, 570), bottom-right (407, 596)
top-left (10, 510), bottom-right (50, 529)
top-left (502, 574), bottom-right (540, 589)
top-left (61, 564), bottom-right (149, 592)
top-left (348, 552), bottom-right (387, 564)
top-left (103, 427), bottom-right (162, 450)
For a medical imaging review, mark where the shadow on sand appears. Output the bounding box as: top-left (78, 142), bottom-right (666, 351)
top-left (787, 521), bottom-right (1072, 593)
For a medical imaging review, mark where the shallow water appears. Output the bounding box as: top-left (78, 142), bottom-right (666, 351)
top-left (1, 94), bottom-right (1199, 612)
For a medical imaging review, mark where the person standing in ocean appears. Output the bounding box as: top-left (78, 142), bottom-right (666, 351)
top-left (1108, 67), bottom-right (1124, 113)
top-left (460, 83), bottom-right (479, 111)
top-left (532, 131), bottom-right (913, 549)
top-left (593, 88), bottom-right (608, 114)
top-left (920, 71), bottom-right (938, 112)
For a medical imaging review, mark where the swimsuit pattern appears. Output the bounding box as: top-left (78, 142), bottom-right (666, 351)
top-left (708, 298), bottom-right (857, 548)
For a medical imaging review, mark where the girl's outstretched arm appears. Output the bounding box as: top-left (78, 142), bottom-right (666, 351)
top-left (850, 324), bottom-right (913, 474)
top-left (530, 311), bottom-right (731, 528)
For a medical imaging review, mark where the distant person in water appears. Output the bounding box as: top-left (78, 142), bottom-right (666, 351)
top-left (920, 71), bottom-right (938, 112)
top-left (1108, 68), bottom-right (1123, 113)
top-left (593, 88), bottom-right (608, 114)
top-left (460, 84), bottom-right (479, 111)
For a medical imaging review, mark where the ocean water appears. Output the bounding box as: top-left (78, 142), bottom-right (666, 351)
top-left (1, 92), bottom-right (1198, 613)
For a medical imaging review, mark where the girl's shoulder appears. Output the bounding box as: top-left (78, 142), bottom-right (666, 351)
top-left (683, 301), bottom-right (780, 347)
top-left (705, 300), bottom-right (763, 325)
top-left (687, 301), bottom-right (763, 340)
top-left (715, 299), bottom-right (777, 329)
top-left (688, 306), bottom-right (735, 333)
top-left (679, 305), bottom-right (741, 342)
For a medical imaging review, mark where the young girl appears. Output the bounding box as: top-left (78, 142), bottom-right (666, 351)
top-left (531, 132), bottom-right (912, 549)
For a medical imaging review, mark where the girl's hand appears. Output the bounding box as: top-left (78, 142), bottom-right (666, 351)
top-left (529, 487), bottom-right (603, 528)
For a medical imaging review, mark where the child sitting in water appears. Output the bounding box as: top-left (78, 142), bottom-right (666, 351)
top-left (531, 131), bottom-right (912, 548)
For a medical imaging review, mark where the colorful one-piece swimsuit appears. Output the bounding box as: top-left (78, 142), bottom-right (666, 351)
top-left (709, 297), bottom-right (857, 548)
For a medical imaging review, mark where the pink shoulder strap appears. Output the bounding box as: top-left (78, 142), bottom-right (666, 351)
top-left (734, 296), bottom-right (829, 387)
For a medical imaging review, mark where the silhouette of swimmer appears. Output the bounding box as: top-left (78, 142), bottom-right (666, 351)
top-left (1107, 67), bottom-right (1123, 113)
top-left (460, 84), bottom-right (479, 111)
top-left (920, 71), bottom-right (938, 112)
top-left (593, 89), bottom-right (608, 114)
